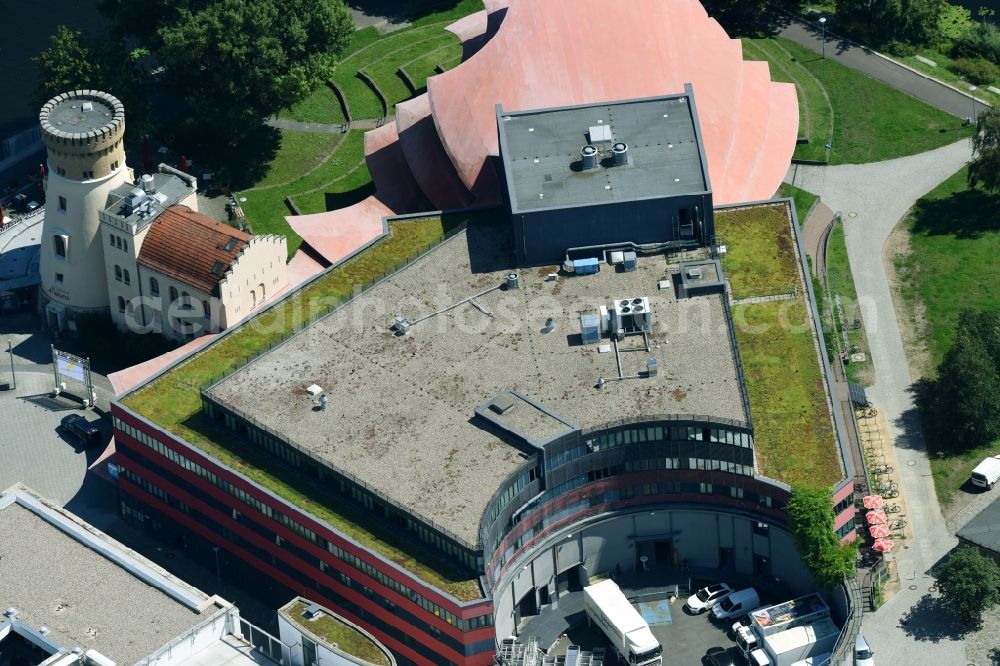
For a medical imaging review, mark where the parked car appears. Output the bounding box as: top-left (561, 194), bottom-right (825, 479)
top-left (61, 414), bottom-right (101, 447)
top-left (970, 455), bottom-right (1000, 490)
top-left (854, 635), bottom-right (875, 666)
top-left (686, 582), bottom-right (733, 613)
top-left (712, 588), bottom-right (761, 620)
top-left (703, 646), bottom-right (736, 666)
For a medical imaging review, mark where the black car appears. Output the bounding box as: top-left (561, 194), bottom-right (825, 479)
top-left (704, 647), bottom-right (736, 666)
top-left (61, 414), bottom-right (102, 447)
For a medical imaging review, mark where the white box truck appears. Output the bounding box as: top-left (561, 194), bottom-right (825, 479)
top-left (747, 618), bottom-right (839, 666)
top-left (583, 580), bottom-right (662, 666)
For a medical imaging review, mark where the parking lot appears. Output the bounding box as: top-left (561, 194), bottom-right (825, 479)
top-left (535, 578), bottom-right (792, 665)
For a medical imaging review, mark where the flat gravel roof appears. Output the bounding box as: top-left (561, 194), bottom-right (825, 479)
top-left (0, 497), bottom-right (204, 664)
top-left (207, 219), bottom-right (745, 545)
top-left (500, 95), bottom-right (707, 213)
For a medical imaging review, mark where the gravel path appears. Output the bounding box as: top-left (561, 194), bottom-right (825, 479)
top-left (785, 138), bottom-right (971, 665)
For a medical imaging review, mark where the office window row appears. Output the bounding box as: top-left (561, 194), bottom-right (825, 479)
top-left (583, 425), bottom-right (752, 455)
top-left (482, 467), bottom-right (537, 531)
top-left (118, 490), bottom-right (471, 663)
top-left (224, 408), bottom-right (478, 568)
top-left (115, 417), bottom-right (488, 627)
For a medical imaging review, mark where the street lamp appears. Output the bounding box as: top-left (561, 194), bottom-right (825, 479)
top-left (970, 85), bottom-right (978, 123)
top-left (819, 17), bottom-right (827, 59)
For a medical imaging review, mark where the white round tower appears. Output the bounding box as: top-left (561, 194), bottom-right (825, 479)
top-left (39, 90), bottom-right (130, 320)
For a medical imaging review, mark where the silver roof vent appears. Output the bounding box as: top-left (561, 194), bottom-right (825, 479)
top-left (580, 145), bottom-right (599, 170)
top-left (612, 142), bottom-right (628, 166)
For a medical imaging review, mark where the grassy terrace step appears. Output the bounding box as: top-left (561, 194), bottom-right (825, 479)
top-left (122, 212), bottom-right (487, 601)
top-left (716, 204), bottom-right (840, 489)
top-left (240, 130), bottom-right (369, 257)
top-left (745, 39), bottom-right (833, 163)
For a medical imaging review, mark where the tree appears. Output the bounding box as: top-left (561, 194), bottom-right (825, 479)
top-left (969, 107), bottom-right (1000, 193)
top-left (32, 26), bottom-right (102, 112)
top-left (936, 547), bottom-right (1000, 628)
top-left (835, 0), bottom-right (945, 48)
top-left (786, 485), bottom-right (857, 588)
top-left (33, 26), bottom-right (152, 143)
top-left (97, 0), bottom-right (352, 177)
top-left (916, 309), bottom-right (1000, 451)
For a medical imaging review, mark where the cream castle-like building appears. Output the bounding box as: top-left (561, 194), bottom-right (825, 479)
top-left (38, 90), bottom-right (287, 340)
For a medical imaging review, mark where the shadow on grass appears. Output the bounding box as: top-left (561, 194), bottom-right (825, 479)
top-left (910, 188), bottom-right (1000, 239)
top-left (169, 120), bottom-right (282, 192)
top-left (346, 0), bottom-right (470, 25)
top-left (323, 180), bottom-right (377, 211)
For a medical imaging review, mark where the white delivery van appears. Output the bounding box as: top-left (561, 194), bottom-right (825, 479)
top-left (713, 588), bottom-right (761, 621)
top-left (970, 455), bottom-right (1000, 489)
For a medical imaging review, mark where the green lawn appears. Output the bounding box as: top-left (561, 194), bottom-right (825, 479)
top-left (895, 166), bottom-right (1000, 366)
top-left (250, 131), bottom-right (343, 190)
top-left (777, 182), bottom-right (819, 224)
top-left (123, 212), bottom-right (486, 600)
top-left (749, 37), bottom-right (974, 164)
top-left (286, 601), bottom-right (389, 665)
top-left (282, 85), bottom-right (347, 125)
top-left (716, 205), bottom-right (800, 299)
top-left (734, 299), bottom-right (841, 488)
top-left (892, 166), bottom-right (1000, 506)
top-left (240, 130), bottom-right (369, 257)
top-left (745, 39), bottom-right (833, 162)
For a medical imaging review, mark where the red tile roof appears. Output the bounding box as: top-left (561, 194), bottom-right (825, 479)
top-left (138, 206), bottom-right (250, 294)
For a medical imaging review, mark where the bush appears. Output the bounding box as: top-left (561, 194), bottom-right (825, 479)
top-left (952, 21), bottom-right (1000, 64)
top-left (948, 56), bottom-right (1000, 85)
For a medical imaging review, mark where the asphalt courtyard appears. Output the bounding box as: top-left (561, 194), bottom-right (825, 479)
top-left (548, 597), bottom-right (744, 666)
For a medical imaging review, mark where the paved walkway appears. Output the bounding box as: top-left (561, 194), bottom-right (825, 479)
top-left (266, 116), bottom-right (392, 134)
top-left (778, 18), bottom-right (984, 119)
top-left (785, 137), bottom-right (972, 664)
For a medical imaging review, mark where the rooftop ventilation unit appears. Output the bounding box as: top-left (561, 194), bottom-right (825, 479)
top-left (580, 145), bottom-right (599, 170)
top-left (122, 188), bottom-right (147, 216)
top-left (589, 125), bottom-right (613, 143)
top-left (505, 273), bottom-right (519, 289)
top-left (610, 297), bottom-right (653, 337)
top-left (140, 173), bottom-right (155, 194)
top-left (687, 266), bottom-right (703, 279)
top-left (391, 314), bottom-right (411, 335)
top-left (612, 142), bottom-right (629, 166)
top-left (580, 313), bottom-right (600, 344)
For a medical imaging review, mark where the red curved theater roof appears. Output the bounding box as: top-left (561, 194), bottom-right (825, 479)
top-left (426, 0), bottom-right (797, 205)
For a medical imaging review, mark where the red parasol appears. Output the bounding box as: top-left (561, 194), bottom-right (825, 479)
top-left (862, 495), bottom-right (883, 509)
top-left (869, 523), bottom-right (890, 538)
top-left (143, 136), bottom-right (153, 173)
top-left (37, 163), bottom-right (46, 203)
top-left (872, 537), bottom-right (894, 553)
top-left (179, 155), bottom-right (189, 174)
top-left (866, 509), bottom-right (887, 525)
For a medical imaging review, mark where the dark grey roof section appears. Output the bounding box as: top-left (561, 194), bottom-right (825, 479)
top-left (848, 382), bottom-right (869, 408)
top-left (498, 89), bottom-right (710, 214)
top-left (101, 171), bottom-right (195, 229)
top-left (957, 496), bottom-right (1000, 554)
